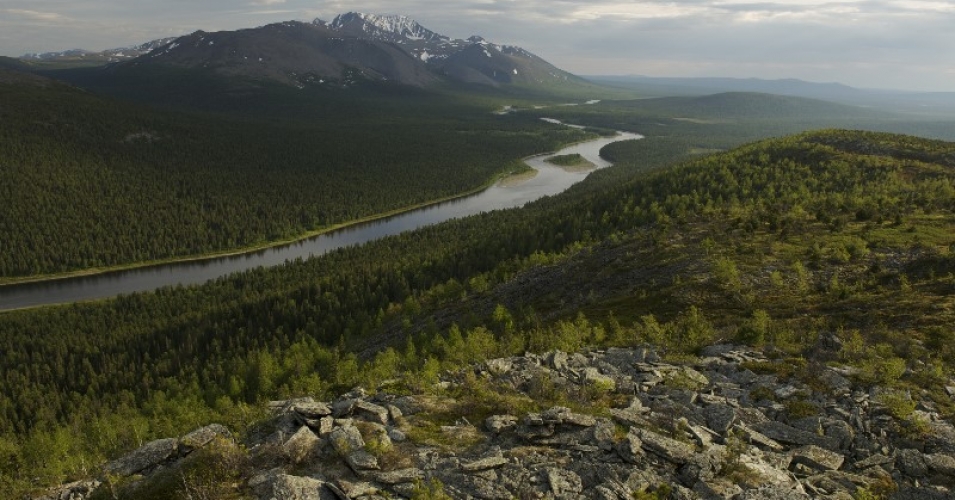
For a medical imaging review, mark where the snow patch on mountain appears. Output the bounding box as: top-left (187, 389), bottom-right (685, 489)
top-left (329, 12), bottom-right (448, 44)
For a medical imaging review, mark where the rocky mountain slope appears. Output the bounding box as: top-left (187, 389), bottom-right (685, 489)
top-left (37, 343), bottom-right (953, 499)
top-left (98, 12), bottom-right (583, 89)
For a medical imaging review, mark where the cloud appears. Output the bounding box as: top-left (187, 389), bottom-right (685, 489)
top-left (4, 8), bottom-right (68, 23)
top-left (250, 0), bottom-right (286, 5)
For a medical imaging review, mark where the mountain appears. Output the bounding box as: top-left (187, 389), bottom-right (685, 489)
top-left (21, 37), bottom-right (178, 65)
top-left (87, 12), bottom-right (584, 90)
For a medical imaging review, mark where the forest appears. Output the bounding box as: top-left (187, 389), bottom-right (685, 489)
top-left (3, 125), bottom-right (955, 497)
top-left (0, 77), bottom-right (589, 279)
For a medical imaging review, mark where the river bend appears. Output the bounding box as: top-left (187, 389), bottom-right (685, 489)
top-left (0, 126), bottom-right (641, 311)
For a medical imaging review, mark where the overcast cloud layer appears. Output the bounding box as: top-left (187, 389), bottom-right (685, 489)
top-left (2, 0), bottom-right (953, 91)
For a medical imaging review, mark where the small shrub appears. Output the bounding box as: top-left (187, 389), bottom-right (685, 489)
top-left (411, 478), bottom-right (452, 500)
top-left (785, 399), bottom-right (819, 420)
top-left (749, 386), bottom-right (776, 402)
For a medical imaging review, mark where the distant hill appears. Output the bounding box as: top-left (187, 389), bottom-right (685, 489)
top-left (0, 57), bottom-right (54, 86)
top-left (588, 75), bottom-right (955, 118)
top-left (617, 92), bottom-right (884, 120)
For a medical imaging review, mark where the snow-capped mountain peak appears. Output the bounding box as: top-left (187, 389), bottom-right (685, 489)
top-left (328, 12), bottom-right (448, 43)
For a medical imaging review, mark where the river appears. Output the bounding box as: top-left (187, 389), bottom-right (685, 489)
top-left (0, 125), bottom-right (641, 311)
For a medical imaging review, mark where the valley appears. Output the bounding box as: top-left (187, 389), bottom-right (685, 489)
top-left (3, 9), bottom-right (955, 500)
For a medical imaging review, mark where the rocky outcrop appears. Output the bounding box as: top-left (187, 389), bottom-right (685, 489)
top-left (34, 345), bottom-right (955, 499)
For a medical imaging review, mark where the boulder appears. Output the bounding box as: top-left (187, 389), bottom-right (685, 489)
top-left (104, 438), bottom-right (179, 476)
top-left (754, 421), bottom-right (840, 450)
top-left (283, 426), bottom-right (321, 463)
top-left (461, 454), bottom-right (509, 472)
top-left (354, 401), bottom-right (390, 425)
top-left (790, 445), bottom-right (845, 472)
top-left (546, 468), bottom-right (583, 498)
top-left (180, 423), bottom-right (232, 450)
top-left (252, 473), bottom-right (335, 500)
top-left (704, 404), bottom-right (736, 434)
top-left (635, 428), bottom-right (696, 465)
top-left (372, 468), bottom-right (424, 485)
top-left (898, 449), bottom-right (930, 478)
top-left (485, 414), bottom-right (518, 434)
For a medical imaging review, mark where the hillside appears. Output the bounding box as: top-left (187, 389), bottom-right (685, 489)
top-left (4, 130), bottom-right (955, 499)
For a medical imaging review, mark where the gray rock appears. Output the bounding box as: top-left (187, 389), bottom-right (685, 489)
top-left (345, 450), bottom-right (380, 471)
top-left (104, 437), bottom-right (179, 476)
top-left (611, 403), bottom-right (651, 429)
top-left (734, 424), bottom-right (784, 452)
top-left (546, 468), bottom-right (583, 498)
top-left (313, 416), bottom-right (335, 436)
top-left (354, 401), bottom-right (390, 425)
top-left (180, 423), bottom-right (232, 450)
top-left (283, 426), bottom-right (321, 463)
top-left (678, 445), bottom-right (726, 486)
top-left (775, 385), bottom-right (801, 399)
top-left (547, 351), bottom-right (570, 371)
top-left (790, 445), bottom-right (845, 471)
top-left (334, 480), bottom-right (378, 498)
top-left (924, 453), bottom-right (955, 476)
top-left (485, 415), bottom-right (518, 434)
top-left (582, 367), bottom-right (616, 391)
top-left (817, 370), bottom-right (852, 396)
top-left (388, 428), bottom-right (407, 442)
top-left (754, 421), bottom-right (840, 450)
top-left (635, 428), bottom-right (696, 465)
top-left (386, 404), bottom-right (404, 422)
top-left (704, 404), bottom-right (736, 434)
top-left (823, 419), bottom-right (855, 450)
top-left (461, 455), bottom-right (508, 472)
top-left (372, 468), bottom-right (424, 484)
top-left (735, 485), bottom-right (810, 499)
top-left (253, 473), bottom-right (335, 500)
top-left (898, 449), bottom-right (929, 478)
top-left (486, 358), bottom-right (513, 375)
top-left (292, 400), bottom-right (333, 419)
top-left (332, 398), bottom-right (358, 418)
top-left (329, 424), bottom-right (364, 455)
top-left (617, 429), bottom-right (644, 464)
top-left (392, 396), bottom-right (424, 416)
top-left (854, 453), bottom-right (894, 469)
top-left (329, 424), bottom-right (379, 471)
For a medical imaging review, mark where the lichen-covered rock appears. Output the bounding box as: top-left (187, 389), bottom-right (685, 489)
top-left (485, 414), bottom-right (518, 434)
top-left (252, 473), bottom-right (334, 500)
top-left (104, 438), bottom-right (179, 476)
top-left (790, 445), bottom-right (845, 472)
top-left (180, 423), bottom-right (232, 450)
top-left (704, 403), bottom-right (736, 434)
top-left (283, 426), bottom-right (320, 463)
top-left (546, 467), bottom-right (583, 498)
top-left (635, 428), bottom-right (696, 465)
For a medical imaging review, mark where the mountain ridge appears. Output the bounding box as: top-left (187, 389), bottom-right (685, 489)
top-left (34, 12), bottom-right (584, 90)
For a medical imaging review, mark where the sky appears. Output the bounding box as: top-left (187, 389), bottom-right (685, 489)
top-left (2, 0), bottom-right (953, 92)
